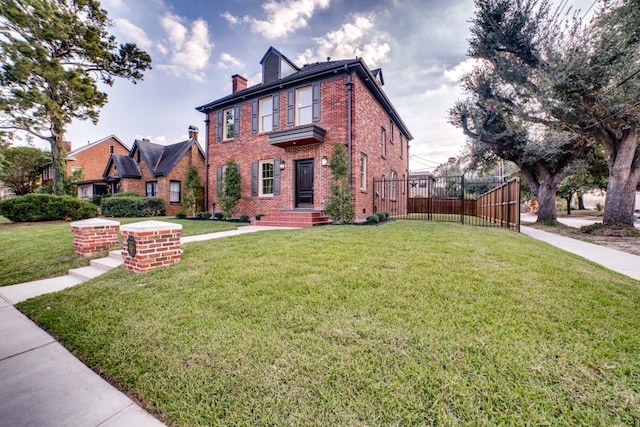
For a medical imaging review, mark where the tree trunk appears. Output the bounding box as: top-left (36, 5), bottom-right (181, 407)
top-left (49, 122), bottom-right (67, 196)
top-left (565, 196), bottom-right (572, 215)
top-left (578, 193), bottom-right (585, 210)
top-left (520, 165), bottom-right (562, 222)
top-left (602, 129), bottom-right (640, 226)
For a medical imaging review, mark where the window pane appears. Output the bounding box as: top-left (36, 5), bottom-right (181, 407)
top-left (170, 181), bottom-right (181, 203)
top-left (262, 115), bottom-right (272, 132)
top-left (297, 87), bottom-right (312, 125)
top-left (225, 109), bottom-right (234, 139)
top-left (260, 97), bottom-right (273, 132)
top-left (261, 162), bottom-right (274, 195)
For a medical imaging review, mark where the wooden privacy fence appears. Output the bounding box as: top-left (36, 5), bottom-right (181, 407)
top-left (372, 176), bottom-right (520, 231)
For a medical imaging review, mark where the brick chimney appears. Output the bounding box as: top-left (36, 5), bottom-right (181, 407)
top-left (188, 125), bottom-right (198, 140)
top-left (232, 74), bottom-right (247, 93)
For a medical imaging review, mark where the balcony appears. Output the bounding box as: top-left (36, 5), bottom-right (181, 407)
top-left (268, 124), bottom-right (326, 148)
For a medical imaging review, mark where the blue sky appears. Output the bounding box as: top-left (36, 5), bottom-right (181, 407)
top-left (57, 0), bottom-right (595, 172)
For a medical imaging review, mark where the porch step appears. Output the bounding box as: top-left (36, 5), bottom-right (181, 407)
top-left (252, 210), bottom-right (332, 228)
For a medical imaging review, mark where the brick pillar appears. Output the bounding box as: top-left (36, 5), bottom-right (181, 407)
top-left (71, 218), bottom-right (120, 256)
top-left (120, 220), bottom-right (183, 273)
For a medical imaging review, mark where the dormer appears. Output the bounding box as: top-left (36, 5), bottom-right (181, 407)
top-left (260, 46), bottom-right (300, 85)
top-left (371, 68), bottom-right (384, 86)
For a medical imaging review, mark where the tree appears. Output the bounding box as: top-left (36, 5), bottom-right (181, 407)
top-left (0, 146), bottom-right (50, 195)
top-left (324, 143), bottom-right (354, 223)
top-left (219, 159), bottom-right (241, 220)
top-left (450, 68), bottom-right (589, 222)
top-left (466, 0), bottom-right (640, 226)
top-left (183, 165), bottom-right (203, 217)
top-left (557, 160), bottom-right (591, 215)
top-left (0, 0), bottom-right (151, 195)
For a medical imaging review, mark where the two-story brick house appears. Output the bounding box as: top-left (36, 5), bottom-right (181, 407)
top-left (196, 47), bottom-right (412, 225)
top-left (41, 135), bottom-right (130, 197)
top-left (101, 126), bottom-right (206, 215)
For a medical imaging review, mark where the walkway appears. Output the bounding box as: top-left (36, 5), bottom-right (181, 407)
top-left (0, 225), bottom-right (294, 427)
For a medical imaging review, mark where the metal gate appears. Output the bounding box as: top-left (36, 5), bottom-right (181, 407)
top-left (372, 175), bottom-right (520, 231)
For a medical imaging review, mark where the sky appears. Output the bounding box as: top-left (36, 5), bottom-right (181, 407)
top-left (51, 0), bottom-right (596, 172)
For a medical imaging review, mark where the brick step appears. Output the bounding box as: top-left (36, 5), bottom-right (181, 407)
top-left (252, 211), bottom-right (332, 228)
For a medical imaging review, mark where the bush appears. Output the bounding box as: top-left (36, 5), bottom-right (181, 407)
top-left (109, 192), bottom-right (141, 198)
top-left (255, 214), bottom-right (265, 221)
top-left (197, 211), bottom-right (212, 220)
top-left (176, 211), bottom-right (187, 219)
top-left (0, 194), bottom-right (98, 222)
top-left (366, 214), bottom-right (380, 224)
top-left (101, 196), bottom-right (166, 217)
top-left (214, 213), bottom-right (223, 220)
top-left (239, 215), bottom-right (250, 222)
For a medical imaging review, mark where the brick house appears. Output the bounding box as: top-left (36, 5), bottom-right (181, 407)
top-left (196, 47), bottom-right (413, 225)
top-left (41, 135), bottom-right (129, 197)
top-left (101, 126), bottom-right (206, 215)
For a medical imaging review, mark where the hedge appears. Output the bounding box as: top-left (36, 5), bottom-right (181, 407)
top-left (101, 196), bottom-right (166, 217)
top-left (0, 194), bottom-right (98, 222)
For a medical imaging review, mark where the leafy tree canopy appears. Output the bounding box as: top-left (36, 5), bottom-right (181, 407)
top-left (0, 0), bottom-right (151, 195)
top-left (0, 145), bottom-right (50, 195)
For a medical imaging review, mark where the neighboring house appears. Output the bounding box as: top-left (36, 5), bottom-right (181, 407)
top-left (41, 135), bottom-right (130, 197)
top-left (101, 126), bottom-right (206, 215)
top-left (196, 46), bottom-right (413, 225)
top-left (408, 172), bottom-right (436, 198)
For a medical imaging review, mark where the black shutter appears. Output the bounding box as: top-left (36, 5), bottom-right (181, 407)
top-left (233, 105), bottom-right (240, 137)
top-left (312, 82), bottom-right (320, 122)
top-left (251, 100), bottom-right (258, 133)
top-left (216, 110), bottom-right (222, 141)
top-left (216, 166), bottom-right (222, 196)
top-left (251, 161), bottom-right (258, 196)
top-left (273, 159), bottom-right (281, 195)
top-left (287, 90), bottom-right (295, 126)
top-left (272, 94), bottom-right (280, 129)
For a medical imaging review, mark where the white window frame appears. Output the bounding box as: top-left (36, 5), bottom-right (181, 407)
top-left (381, 127), bottom-right (387, 158)
top-left (381, 175), bottom-right (386, 200)
top-left (170, 181), bottom-right (181, 203)
top-left (296, 86), bottom-right (312, 125)
top-left (259, 96), bottom-right (273, 132)
top-left (259, 160), bottom-right (275, 196)
top-left (223, 108), bottom-right (234, 140)
top-left (390, 170), bottom-right (397, 201)
top-left (360, 153), bottom-right (367, 191)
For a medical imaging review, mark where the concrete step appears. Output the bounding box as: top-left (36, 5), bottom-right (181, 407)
top-left (109, 250), bottom-right (123, 261)
top-left (68, 265), bottom-right (108, 281)
top-left (90, 256), bottom-right (123, 271)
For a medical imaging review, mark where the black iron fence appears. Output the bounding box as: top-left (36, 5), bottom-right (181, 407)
top-left (372, 175), bottom-right (520, 231)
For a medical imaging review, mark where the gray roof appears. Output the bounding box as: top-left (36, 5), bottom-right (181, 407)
top-left (131, 138), bottom-right (204, 177)
top-left (105, 155), bottom-right (142, 178)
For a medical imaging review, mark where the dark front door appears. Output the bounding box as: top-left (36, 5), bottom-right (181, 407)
top-left (295, 159), bottom-right (314, 208)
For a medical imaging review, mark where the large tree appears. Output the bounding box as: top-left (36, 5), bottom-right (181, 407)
top-left (0, 0), bottom-right (151, 195)
top-left (450, 69), bottom-right (589, 222)
top-left (0, 145), bottom-right (50, 195)
top-left (466, 0), bottom-right (640, 226)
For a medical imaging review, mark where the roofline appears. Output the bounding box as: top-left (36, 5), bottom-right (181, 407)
top-left (69, 134), bottom-right (129, 156)
top-left (195, 58), bottom-right (413, 140)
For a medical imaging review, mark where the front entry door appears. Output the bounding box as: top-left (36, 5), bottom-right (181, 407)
top-left (295, 159), bottom-right (314, 208)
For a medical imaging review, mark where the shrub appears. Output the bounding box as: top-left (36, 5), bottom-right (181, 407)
top-left (366, 214), bottom-right (380, 224)
top-left (176, 210), bottom-right (187, 219)
top-left (109, 192), bottom-right (141, 198)
top-left (595, 202), bottom-right (603, 212)
top-left (0, 194), bottom-right (97, 222)
top-left (239, 215), bottom-right (250, 222)
top-left (101, 196), bottom-right (166, 217)
top-left (197, 211), bottom-right (212, 220)
top-left (214, 213), bottom-right (224, 220)
top-left (255, 214), bottom-right (265, 221)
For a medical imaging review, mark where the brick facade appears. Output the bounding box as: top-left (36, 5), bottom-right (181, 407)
top-left (199, 48), bottom-right (412, 223)
top-left (71, 218), bottom-right (120, 256)
top-left (120, 221), bottom-right (182, 272)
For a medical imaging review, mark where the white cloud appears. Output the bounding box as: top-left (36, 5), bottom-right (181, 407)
top-left (296, 15), bottom-right (391, 66)
top-left (114, 18), bottom-right (153, 50)
top-left (216, 53), bottom-right (243, 69)
top-left (225, 0), bottom-right (330, 40)
top-left (443, 58), bottom-right (481, 83)
top-left (220, 11), bottom-right (239, 25)
top-left (156, 14), bottom-right (213, 82)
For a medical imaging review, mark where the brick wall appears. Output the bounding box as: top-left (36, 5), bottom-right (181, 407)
top-left (68, 137), bottom-right (129, 179)
top-left (120, 221), bottom-right (182, 273)
top-left (71, 218), bottom-right (120, 256)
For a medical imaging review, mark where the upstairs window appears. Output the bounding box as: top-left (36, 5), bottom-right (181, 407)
top-left (224, 108), bottom-right (235, 140)
top-left (260, 96), bottom-right (273, 132)
top-left (381, 127), bottom-right (387, 158)
top-left (296, 86), bottom-right (312, 125)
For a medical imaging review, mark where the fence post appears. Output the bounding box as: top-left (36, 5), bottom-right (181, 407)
top-left (460, 174), bottom-right (465, 225)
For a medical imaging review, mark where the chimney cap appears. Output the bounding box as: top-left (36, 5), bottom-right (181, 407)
top-left (188, 125), bottom-right (199, 132)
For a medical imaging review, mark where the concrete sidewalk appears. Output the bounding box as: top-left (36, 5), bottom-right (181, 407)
top-left (0, 225), bottom-right (295, 427)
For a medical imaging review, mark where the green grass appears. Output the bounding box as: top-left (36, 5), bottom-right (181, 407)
top-left (0, 217), bottom-right (238, 286)
top-left (18, 221), bottom-right (640, 426)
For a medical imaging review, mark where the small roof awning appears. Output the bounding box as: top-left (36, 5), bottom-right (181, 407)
top-left (268, 124), bottom-right (326, 148)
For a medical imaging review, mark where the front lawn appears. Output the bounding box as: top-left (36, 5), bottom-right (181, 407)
top-left (19, 221), bottom-right (640, 426)
top-left (0, 217), bottom-right (238, 287)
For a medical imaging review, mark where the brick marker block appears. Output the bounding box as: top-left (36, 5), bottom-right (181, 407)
top-left (71, 218), bottom-right (120, 256)
top-left (120, 220), bottom-right (183, 273)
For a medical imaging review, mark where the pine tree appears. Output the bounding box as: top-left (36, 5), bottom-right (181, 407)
top-left (324, 143), bottom-right (354, 224)
top-left (183, 166), bottom-right (202, 217)
top-left (219, 159), bottom-right (241, 220)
